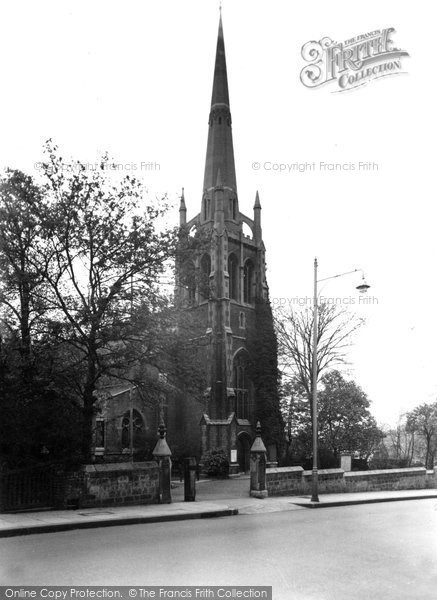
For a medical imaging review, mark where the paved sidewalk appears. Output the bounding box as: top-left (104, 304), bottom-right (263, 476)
top-left (287, 488), bottom-right (437, 508)
top-left (1, 486), bottom-right (436, 538)
top-left (0, 500), bottom-right (238, 538)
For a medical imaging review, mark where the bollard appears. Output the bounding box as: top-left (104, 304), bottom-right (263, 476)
top-left (152, 421), bottom-right (172, 504)
top-left (184, 457), bottom-right (197, 501)
top-left (250, 421), bottom-right (268, 498)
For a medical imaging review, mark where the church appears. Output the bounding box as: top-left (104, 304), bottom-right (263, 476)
top-left (174, 13), bottom-right (283, 472)
top-left (92, 13), bottom-right (283, 472)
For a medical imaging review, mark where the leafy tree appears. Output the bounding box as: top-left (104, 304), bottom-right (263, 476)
top-left (0, 331), bottom-right (83, 468)
top-left (0, 169), bottom-right (83, 467)
top-left (32, 142), bottom-right (178, 461)
top-left (280, 377), bottom-right (312, 466)
top-left (317, 371), bottom-right (383, 461)
top-left (406, 402), bottom-right (437, 469)
top-left (0, 170), bottom-right (49, 381)
top-left (0, 147), bottom-right (210, 466)
top-left (281, 370), bottom-right (383, 468)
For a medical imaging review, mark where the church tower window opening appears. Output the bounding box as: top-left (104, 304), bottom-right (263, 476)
top-left (243, 259), bottom-right (254, 304)
top-left (230, 198), bottom-right (237, 220)
top-left (203, 198), bottom-right (211, 221)
top-left (233, 351), bottom-right (250, 420)
top-left (228, 253), bottom-right (238, 300)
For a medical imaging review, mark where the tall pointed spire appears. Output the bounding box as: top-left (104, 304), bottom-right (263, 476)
top-left (202, 12), bottom-right (237, 204)
top-left (211, 13), bottom-right (230, 109)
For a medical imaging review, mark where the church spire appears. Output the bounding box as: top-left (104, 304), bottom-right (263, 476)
top-left (211, 13), bottom-right (230, 110)
top-left (202, 13), bottom-right (237, 201)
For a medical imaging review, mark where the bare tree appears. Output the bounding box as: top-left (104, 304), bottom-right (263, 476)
top-left (384, 418), bottom-right (415, 467)
top-left (275, 303), bottom-right (363, 419)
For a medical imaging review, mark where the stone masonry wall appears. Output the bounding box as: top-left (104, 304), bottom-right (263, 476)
top-left (344, 468), bottom-right (428, 492)
top-left (266, 466), bottom-right (435, 497)
top-left (266, 467), bottom-right (304, 496)
top-left (63, 461), bottom-right (160, 508)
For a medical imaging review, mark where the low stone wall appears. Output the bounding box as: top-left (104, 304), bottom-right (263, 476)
top-left (63, 461), bottom-right (160, 508)
top-left (303, 469), bottom-right (346, 493)
top-left (0, 461), bottom-right (162, 512)
top-left (266, 466), bottom-right (436, 496)
top-left (266, 466), bottom-right (304, 496)
top-left (344, 468), bottom-right (428, 492)
top-left (426, 469), bottom-right (436, 488)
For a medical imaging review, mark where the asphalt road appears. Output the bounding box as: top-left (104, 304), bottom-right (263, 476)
top-left (1, 499), bottom-right (436, 600)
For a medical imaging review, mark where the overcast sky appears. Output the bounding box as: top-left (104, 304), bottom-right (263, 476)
top-left (1, 0), bottom-right (435, 427)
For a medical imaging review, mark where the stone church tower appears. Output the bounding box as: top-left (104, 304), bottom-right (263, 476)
top-left (176, 14), bottom-right (280, 472)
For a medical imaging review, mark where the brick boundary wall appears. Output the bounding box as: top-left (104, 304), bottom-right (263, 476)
top-left (266, 466), bottom-right (436, 497)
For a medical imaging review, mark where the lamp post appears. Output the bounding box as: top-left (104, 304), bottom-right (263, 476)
top-left (311, 258), bottom-right (319, 502)
top-left (311, 258), bottom-right (370, 503)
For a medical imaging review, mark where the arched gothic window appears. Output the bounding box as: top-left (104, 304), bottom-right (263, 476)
top-left (243, 260), bottom-right (254, 304)
top-left (121, 409), bottom-right (144, 450)
top-left (228, 253), bottom-right (238, 300)
top-left (232, 352), bottom-right (250, 420)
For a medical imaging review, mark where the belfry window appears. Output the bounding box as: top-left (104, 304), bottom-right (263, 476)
top-left (243, 260), bottom-right (254, 304)
top-left (230, 199), bottom-right (237, 220)
top-left (203, 198), bottom-right (211, 221)
top-left (228, 253), bottom-right (238, 300)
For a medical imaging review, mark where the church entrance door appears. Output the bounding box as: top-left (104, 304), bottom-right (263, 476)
top-left (237, 432), bottom-right (252, 473)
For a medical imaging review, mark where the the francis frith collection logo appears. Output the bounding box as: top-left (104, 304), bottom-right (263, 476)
top-left (300, 28), bottom-right (409, 92)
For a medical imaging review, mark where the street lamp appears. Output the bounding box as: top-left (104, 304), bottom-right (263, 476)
top-left (311, 258), bottom-right (370, 502)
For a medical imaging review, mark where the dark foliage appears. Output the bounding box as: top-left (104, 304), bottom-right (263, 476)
top-left (247, 298), bottom-right (284, 454)
top-left (0, 338), bottom-right (82, 468)
top-left (202, 448), bottom-right (229, 478)
top-left (281, 371), bottom-right (383, 469)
